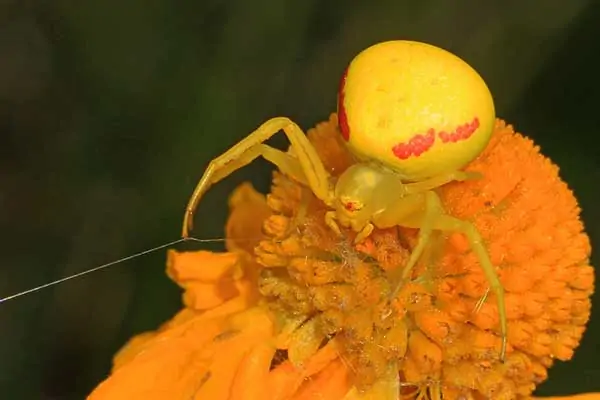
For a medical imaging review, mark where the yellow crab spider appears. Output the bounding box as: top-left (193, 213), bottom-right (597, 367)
top-left (182, 40), bottom-right (506, 361)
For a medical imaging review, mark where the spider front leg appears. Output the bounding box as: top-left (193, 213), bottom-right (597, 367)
top-left (325, 211), bottom-right (374, 243)
top-left (381, 191), bottom-right (507, 361)
top-left (182, 117), bottom-right (334, 237)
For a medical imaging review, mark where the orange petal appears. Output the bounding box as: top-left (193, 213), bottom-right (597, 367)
top-left (535, 395), bottom-right (600, 400)
top-left (226, 182), bottom-right (272, 254)
top-left (230, 342), bottom-right (276, 400)
top-left (182, 277), bottom-right (251, 310)
top-left (292, 359), bottom-right (350, 400)
top-left (266, 362), bottom-right (303, 400)
top-left (89, 315), bottom-right (227, 400)
top-left (266, 339), bottom-right (342, 399)
top-left (112, 332), bottom-right (156, 370)
top-left (194, 308), bottom-right (275, 399)
top-left (167, 250), bottom-right (242, 283)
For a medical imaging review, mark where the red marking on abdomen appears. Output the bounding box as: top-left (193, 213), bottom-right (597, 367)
top-left (391, 116), bottom-right (480, 160)
top-left (438, 117), bottom-right (479, 143)
top-left (337, 68), bottom-right (350, 141)
top-left (392, 128), bottom-right (436, 160)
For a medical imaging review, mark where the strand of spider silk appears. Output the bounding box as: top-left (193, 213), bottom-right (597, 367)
top-left (0, 236), bottom-right (267, 304)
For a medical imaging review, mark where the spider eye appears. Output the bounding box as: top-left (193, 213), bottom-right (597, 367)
top-left (343, 200), bottom-right (362, 212)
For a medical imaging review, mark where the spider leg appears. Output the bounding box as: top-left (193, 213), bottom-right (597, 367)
top-left (383, 191), bottom-right (506, 361)
top-left (387, 192), bottom-right (440, 299)
top-left (404, 170), bottom-right (482, 194)
top-left (283, 186), bottom-right (312, 237)
top-left (432, 213), bottom-right (507, 361)
top-left (400, 192), bottom-right (441, 281)
top-left (183, 118), bottom-right (333, 237)
top-left (324, 211), bottom-right (342, 236)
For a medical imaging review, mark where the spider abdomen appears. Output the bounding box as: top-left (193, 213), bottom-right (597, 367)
top-left (338, 40), bottom-right (495, 181)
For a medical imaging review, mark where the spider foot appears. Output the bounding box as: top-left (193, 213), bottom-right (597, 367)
top-left (324, 211), bottom-right (342, 237)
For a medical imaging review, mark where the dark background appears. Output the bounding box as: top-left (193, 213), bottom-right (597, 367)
top-left (0, 1), bottom-right (598, 399)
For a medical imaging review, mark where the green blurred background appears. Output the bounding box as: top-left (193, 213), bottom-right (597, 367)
top-left (0, 1), bottom-right (598, 399)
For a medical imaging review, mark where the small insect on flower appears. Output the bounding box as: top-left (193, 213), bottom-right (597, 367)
top-left (182, 40), bottom-right (507, 360)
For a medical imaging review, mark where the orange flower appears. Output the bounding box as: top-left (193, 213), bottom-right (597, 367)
top-left (89, 115), bottom-right (596, 400)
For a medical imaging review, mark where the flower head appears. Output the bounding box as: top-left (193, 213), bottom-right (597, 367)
top-left (89, 115), bottom-right (595, 400)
